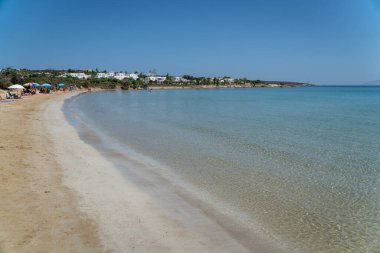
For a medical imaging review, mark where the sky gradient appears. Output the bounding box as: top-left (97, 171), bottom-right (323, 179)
top-left (0, 0), bottom-right (379, 84)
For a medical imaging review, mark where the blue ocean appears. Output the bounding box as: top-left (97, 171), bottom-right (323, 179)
top-left (65, 86), bottom-right (380, 252)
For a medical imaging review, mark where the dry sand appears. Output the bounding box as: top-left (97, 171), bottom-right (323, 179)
top-left (0, 91), bottom-right (280, 252)
top-left (0, 93), bottom-right (102, 252)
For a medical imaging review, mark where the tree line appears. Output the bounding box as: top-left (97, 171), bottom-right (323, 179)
top-left (0, 68), bottom-right (309, 90)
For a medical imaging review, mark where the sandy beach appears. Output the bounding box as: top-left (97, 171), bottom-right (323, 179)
top-left (0, 91), bottom-right (282, 252)
top-left (0, 92), bottom-right (102, 252)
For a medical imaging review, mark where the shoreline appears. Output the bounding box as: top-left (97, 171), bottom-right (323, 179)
top-left (1, 91), bottom-right (284, 252)
top-left (133, 84), bottom-right (308, 90)
top-left (82, 84), bottom-right (309, 92)
top-left (57, 94), bottom-right (259, 252)
top-left (64, 92), bottom-right (286, 252)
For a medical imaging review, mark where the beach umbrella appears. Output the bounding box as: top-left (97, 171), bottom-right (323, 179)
top-left (8, 84), bottom-right (25, 89)
top-left (32, 82), bottom-right (40, 87)
top-left (41, 83), bottom-right (52, 88)
top-left (23, 82), bottom-right (33, 87)
top-left (58, 83), bottom-right (65, 87)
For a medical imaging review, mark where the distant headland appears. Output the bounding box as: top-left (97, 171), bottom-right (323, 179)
top-left (0, 68), bottom-right (313, 90)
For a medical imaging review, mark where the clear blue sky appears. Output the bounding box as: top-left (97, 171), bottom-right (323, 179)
top-left (0, 0), bottom-right (379, 84)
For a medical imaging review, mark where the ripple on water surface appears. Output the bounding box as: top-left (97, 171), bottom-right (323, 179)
top-left (66, 87), bottom-right (380, 252)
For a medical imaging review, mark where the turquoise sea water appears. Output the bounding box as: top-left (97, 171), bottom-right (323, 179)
top-left (65, 86), bottom-right (380, 252)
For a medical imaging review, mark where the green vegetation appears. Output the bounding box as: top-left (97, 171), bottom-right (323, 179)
top-left (0, 68), bottom-right (310, 90)
top-left (0, 68), bottom-right (125, 90)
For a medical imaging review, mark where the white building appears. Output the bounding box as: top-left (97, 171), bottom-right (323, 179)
top-left (173, 76), bottom-right (189, 83)
top-left (71, 73), bottom-right (90, 79)
top-left (114, 73), bottom-right (139, 80)
top-left (59, 72), bottom-right (91, 79)
top-left (144, 76), bottom-right (166, 84)
top-left (96, 72), bottom-right (139, 80)
top-left (218, 77), bottom-right (235, 83)
top-left (114, 73), bottom-right (128, 80)
top-left (128, 73), bottom-right (139, 80)
top-left (96, 72), bottom-right (115, 79)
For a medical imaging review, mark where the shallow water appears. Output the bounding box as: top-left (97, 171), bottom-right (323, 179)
top-left (65, 87), bottom-right (380, 252)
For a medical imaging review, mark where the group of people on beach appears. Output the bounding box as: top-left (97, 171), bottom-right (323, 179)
top-left (5, 91), bottom-right (22, 99)
top-left (1, 88), bottom-right (45, 100)
top-left (1, 84), bottom-right (76, 101)
top-left (0, 90), bottom-right (33, 100)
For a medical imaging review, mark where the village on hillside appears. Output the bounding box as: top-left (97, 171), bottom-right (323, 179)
top-left (0, 68), bottom-right (311, 90)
